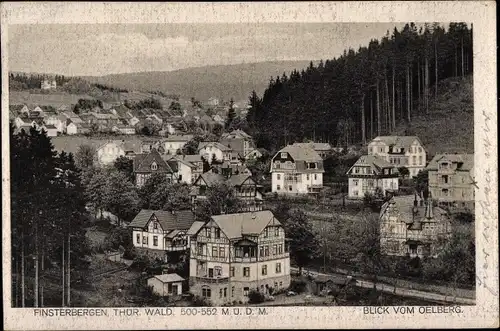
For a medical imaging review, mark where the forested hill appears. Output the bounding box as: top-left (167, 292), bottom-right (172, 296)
top-left (83, 60), bottom-right (317, 103)
top-left (245, 23), bottom-right (473, 154)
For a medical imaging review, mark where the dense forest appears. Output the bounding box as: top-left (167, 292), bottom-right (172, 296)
top-left (245, 23), bottom-right (473, 151)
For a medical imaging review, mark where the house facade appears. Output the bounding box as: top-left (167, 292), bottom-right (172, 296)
top-left (163, 135), bottom-right (194, 155)
top-left (198, 142), bottom-right (232, 163)
top-left (163, 155), bottom-right (196, 185)
top-left (191, 172), bottom-right (263, 212)
top-left (270, 145), bottom-right (324, 194)
top-left (188, 211), bottom-right (291, 305)
top-left (133, 149), bottom-right (177, 187)
top-left (346, 155), bottom-right (399, 199)
top-left (379, 194), bottom-right (452, 258)
top-left (129, 209), bottom-right (196, 261)
top-left (426, 153), bottom-right (475, 211)
top-left (95, 141), bottom-right (126, 166)
top-left (220, 130), bottom-right (256, 159)
top-left (147, 274), bottom-right (184, 297)
top-left (368, 136), bottom-right (427, 178)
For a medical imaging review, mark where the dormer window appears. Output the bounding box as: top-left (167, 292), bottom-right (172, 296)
top-left (308, 163), bottom-right (317, 169)
top-left (280, 152), bottom-right (287, 159)
top-left (151, 162), bottom-right (158, 170)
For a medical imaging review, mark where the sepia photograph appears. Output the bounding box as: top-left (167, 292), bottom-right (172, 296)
top-left (1, 2), bottom-right (497, 330)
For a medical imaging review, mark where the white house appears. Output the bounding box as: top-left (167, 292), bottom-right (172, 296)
top-left (198, 142), bottom-right (232, 163)
top-left (163, 155), bottom-right (197, 185)
top-left (270, 144), bottom-right (324, 195)
top-left (44, 114), bottom-right (67, 133)
top-left (129, 209), bottom-right (196, 261)
top-left (147, 274), bottom-right (184, 297)
top-left (368, 136), bottom-right (427, 178)
top-left (95, 141), bottom-right (126, 166)
top-left (188, 210), bottom-right (291, 305)
top-left (346, 155), bottom-right (399, 199)
top-left (163, 135), bottom-right (194, 155)
top-left (40, 124), bottom-right (58, 137)
top-left (66, 122), bottom-right (78, 135)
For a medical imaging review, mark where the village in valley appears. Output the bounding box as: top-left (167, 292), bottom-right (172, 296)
top-left (9, 23), bottom-right (476, 308)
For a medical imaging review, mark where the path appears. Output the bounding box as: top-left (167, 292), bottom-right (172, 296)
top-left (292, 267), bottom-right (475, 305)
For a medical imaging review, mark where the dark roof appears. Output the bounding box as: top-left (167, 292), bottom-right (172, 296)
top-left (196, 172), bottom-right (226, 186)
top-left (210, 211), bottom-right (281, 239)
top-left (133, 149), bottom-right (174, 173)
top-left (227, 174), bottom-right (253, 187)
top-left (129, 209), bottom-right (195, 231)
top-left (425, 153), bottom-right (474, 171)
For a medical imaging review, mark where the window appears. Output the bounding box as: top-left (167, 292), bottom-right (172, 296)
top-left (276, 185), bottom-right (281, 191)
top-left (197, 243), bottom-right (204, 255)
top-left (308, 162), bottom-right (317, 169)
top-left (264, 245), bottom-right (269, 257)
top-left (412, 156), bottom-right (416, 165)
top-left (368, 147), bottom-right (372, 153)
top-left (220, 247), bottom-right (225, 258)
top-left (219, 289), bottom-right (223, 299)
top-left (442, 188), bottom-right (449, 197)
top-left (278, 244), bottom-right (283, 254)
top-left (143, 236), bottom-right (148, 244)
top-left (314, 174), bottom-right (317, 180)
top-left (275, 227), bottom-right (280, 236)
top-left (442, 175), bottom-right (449, 184)
top-left (202, 288), bottom-right (211, 298)
top-left (264, 227), bottom-right (268, 238)
top-left (354, 167), bottom-right (359, 174)
top-left (243, 287), bottom-right (250, 296)
top-left (280, 152), bottom-right (287, 158)
top-left (279, 281), bottom-right (283, 287)
top-left (212, 246), bottom-right (218, 257)
top-left (153, 222), bottom-right (158, 230)
top-left (214, 228), bottom-right (221, 239)
top-left (276, 263), bottom-right (282, 273)
top-left (418, 147), bottom-right (422, 153)
top-left (243, 267), bottom-right (250, 277)
top-left (262, 265), bottom-right (267, 276)
top-left (151, 162), bottom-right (158, 170)
top-left (205, 228), bottom-right (211, 238)
top-left (259, 246), bottom-right (264, 257)
top-left (353, 180), bottom-right (359, 186)
top-left (273, 244), bottom-right (278, 255)
top-left (379, 147), bottom-right (383, 153)
top-left (230, 267), bottom-right (235, 277)
top-left (277, 174), bottom-right (281, 180)
top-left (214, 266), bottom-right (222, 277)
top-left (231, 286), bottom-right (235, 297)
top-left (306, 174), bottom-right (310, 180)
top-left (136, 234), bottom-right (140, 244)
top-left (224, 288), bottom-right (227, 298)
top-left (419, 156), bottom-right (423, 165)
top-left (153, 236), bottom-right (158, 246)
top-left (288, 185), bottom-right (292, 191)
top-left (168, 283), bottom-right (173, 294)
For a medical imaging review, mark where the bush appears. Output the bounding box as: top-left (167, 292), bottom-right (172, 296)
top-left (288, 279), bottom-right (308, 294)
top-left (247, 289), bottom-right (265, 304)
top-left (123, 246), bottom-right (137, 260)
top-left (191, 295), bottom-right (211, 307)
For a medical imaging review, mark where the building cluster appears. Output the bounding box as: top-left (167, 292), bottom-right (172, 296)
top-left (129, 209), bottom-right (291, 305)
top-left (9, 97), bottom-right (249, 138)
top-left (340, 136), bottom-right (476, 260)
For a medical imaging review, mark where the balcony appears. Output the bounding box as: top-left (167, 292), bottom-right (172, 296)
top-left (195, 255), bottom-right (228, 263)
top-left (193, 276), bottom-right (230, 284)
top-left (232, 256), bottom-right (258, 263)
top-left (258, 253), bottom-right (290, 262)
top-left (164, 245), bottom-right (188, 252)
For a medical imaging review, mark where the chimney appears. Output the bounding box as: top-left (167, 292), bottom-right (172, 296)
top-left (171, 210), bottom-right (175, 215)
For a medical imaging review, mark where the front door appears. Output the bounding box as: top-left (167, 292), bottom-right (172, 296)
top-left (172, 284), bottom-right (178, 295)
top-left (208, 268), bottom-right (214, 278)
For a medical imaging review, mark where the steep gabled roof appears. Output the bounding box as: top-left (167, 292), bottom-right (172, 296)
top-left (347, 155), bottom-right (393, 175)
top-left (129, 209), bottom-right (195, 231)
top-left (425, 153), bottom-right (474, 171)
top-left (164, 134), bottom-right (194, 142)
top-left (195, 171), bottom-right (226, 186)
top-left (226, 174), bottom-right (253, 187)
top-left (133, 149), bottom-right (174, 173)
top-left (292, 142), bottom-right (332, 151)
top-left (152, 273), bottom-right (185, 283)
top-left (210, 210), bottom-right (281, 240)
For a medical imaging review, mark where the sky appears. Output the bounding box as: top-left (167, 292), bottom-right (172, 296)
top-left (8, 23), bottom-right (407, 76)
